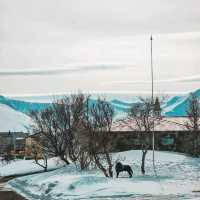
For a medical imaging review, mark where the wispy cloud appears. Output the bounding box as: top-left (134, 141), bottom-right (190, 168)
top-left (0, 65), bottom-right (124, 76)
top-left (102, 75), bottom-right (200, 86)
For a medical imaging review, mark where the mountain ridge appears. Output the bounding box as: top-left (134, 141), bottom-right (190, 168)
top-left (0, 89), bottom-right (200, 119)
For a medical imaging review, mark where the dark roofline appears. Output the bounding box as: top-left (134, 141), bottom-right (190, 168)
top-left (110, 130), bottom-right (196, 134)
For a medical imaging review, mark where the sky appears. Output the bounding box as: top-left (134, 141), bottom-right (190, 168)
top-left (0, 0), bottom-right (200, 96)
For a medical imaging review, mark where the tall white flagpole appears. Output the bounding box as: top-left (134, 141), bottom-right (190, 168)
top-left (150, 35), bottom-right (155, 167)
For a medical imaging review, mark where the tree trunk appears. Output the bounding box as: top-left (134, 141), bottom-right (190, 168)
top-left (34, 155), bottom-right (48, 172)
top-left (105, 152), bottom-right (113, 178)
top-left (141, 149), bottom-right (148, 175)
top-left (60, 154), bottom-right (70, 165)
top-left (44, 157), bottom-right (48, 172)
top-left (193, 131), bottom-right (198, 156)
top-left (94, 155), bottom-right (109, 177)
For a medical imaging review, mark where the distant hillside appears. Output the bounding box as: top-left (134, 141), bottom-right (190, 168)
top-left (163, 89), bottom-right (200, 117)
top-left (1, 89), bottom-right (199, 133)
top-left (0, 103), bottom-right (32, 132)
top-left (0, 89), bottom-right (199, 123)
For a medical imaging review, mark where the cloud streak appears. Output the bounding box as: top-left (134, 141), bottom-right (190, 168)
top-left (102, 75), bottom-right (200, 86)
top-left (0, 65), bottom-right (125, 76)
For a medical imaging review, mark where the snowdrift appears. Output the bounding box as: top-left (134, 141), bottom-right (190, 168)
top-left (0, 157), bottom-right (65, 176)
top-left (7, 150), bottom-right (200, 200)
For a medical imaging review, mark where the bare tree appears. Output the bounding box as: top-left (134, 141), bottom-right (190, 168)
top-left (70, 128), bottom-right (92, 170)
top-left (84, 98), bottom-right (116, 177)
top-left (30, 93), bottom-right (87, 165)
top-left (128, 97), bottom-right (162, 174)
top-left (32, 143), bottom-right (48, 172)
top-left (30, 94), bottom-right (117, 173)
top-left (185, 93), bottom-right (200, 156)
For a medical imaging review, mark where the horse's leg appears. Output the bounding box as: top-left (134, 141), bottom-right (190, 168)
top-left (130, 168), bottom-right (133, 177)
top-left (128, 170), bottom-right (132, 178)
top-left (141, 167), bottom-right (145, 175)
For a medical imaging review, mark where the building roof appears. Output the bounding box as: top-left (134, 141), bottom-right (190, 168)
top-left (112, 117), bottom-right (190, 132)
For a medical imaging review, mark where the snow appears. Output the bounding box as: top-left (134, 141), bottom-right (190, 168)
top-left (8, 88), bottom-right (200, 119)
top-left (0, 103), bottom-right (32, 132)
top-left (7, 150), bottom-right (200, 200)
top-left (162, 95), bottom-right (187, 114)
top-left (0, 95), bottom-right (50, 114)
top-left (0, 157), bottom-right (65, 176)
top-left (163, 89), bottom-right (200, 117)
top-left (1, 88), bottom-right (200, 132)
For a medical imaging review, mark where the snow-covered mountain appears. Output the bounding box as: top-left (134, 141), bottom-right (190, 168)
top-left (109, 89), bottom-right (200, 117)
top-left (0, 95), bottom-right (50, 115)
top-left (163, 89), bottom-right (200, 117)
top-left (0, 103), bottom-right (32, 132)
top-left (0, 88), bottom-right (199, 132)
top-left (0, 95), bottom-right (50, 132)
top-left (108, 89), bottom-right (200, 117)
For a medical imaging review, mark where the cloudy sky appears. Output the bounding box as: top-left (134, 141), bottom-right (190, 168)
top-left (0, 0), bottom-right (200, 96)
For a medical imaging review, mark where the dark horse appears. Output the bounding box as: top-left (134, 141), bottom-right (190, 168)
top-left (115, 162), bottom-right (133, 178)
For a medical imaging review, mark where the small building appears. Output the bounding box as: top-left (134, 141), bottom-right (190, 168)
top-left (112, 117), bottom-right (189, 132)
top-left (111, 117), bottom-right (199, 154)
top-left (0, 131), bottom-right (28, 155)
top-left (25, 133), bottom-right (43, 159)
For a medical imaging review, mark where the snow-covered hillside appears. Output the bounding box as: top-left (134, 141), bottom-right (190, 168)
top-left (1, 88), bottom-right (199, 127)
top-left (109, 89), bottom-right (200, 117)
top-left (163, 89), bottom-right (200, 117)
top-left (109, 88), bottom-right (200, 117)
top-left (0, 103), bottom-right (32, 132)
top-left (0, 95), bottom-right (50, 114)
top-left (7, 150), bottom-right (200, 200)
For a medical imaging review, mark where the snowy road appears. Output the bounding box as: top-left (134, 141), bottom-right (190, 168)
top-left (0, 177), bottom-right (27, 200)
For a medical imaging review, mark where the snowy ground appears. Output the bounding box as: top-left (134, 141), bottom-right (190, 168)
top-left (0, 157), bottom-right (65, 176)
top-left (5, 150), bottom-right (200, 200)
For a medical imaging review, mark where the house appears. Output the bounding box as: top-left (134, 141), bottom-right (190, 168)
top-left (23, 117), bottom-right (200, 157)
top-left (111, 117), bottom-right (200, 154)
top-left (25, 133), bottom-right (43, 158)
top-left (111, 117), bottom-right (189, 132)
top-left (0, 131), bottom-right (28, 155)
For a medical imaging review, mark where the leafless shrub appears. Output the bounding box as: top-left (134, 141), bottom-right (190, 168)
top-left (115, 155), bottom-right (126, 164)
top-left (31, 143), bottom-right (48, 172)
top-left (83, 98), bottom-right (116, 177)
top-left (185, 93), bottom-right (200, 156)
top-left (30, 94), bottom-right (118, 175)
top-left (30, 93), bottom-right (87, 165)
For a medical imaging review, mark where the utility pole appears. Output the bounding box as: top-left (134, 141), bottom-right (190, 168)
top-left (150, 35), bottom-right (155, 168)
